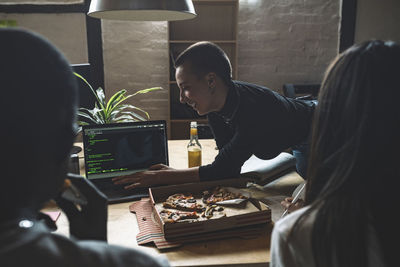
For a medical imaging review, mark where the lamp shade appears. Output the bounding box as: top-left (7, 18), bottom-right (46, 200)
top-left (88, 0), bottom-right (197, 21)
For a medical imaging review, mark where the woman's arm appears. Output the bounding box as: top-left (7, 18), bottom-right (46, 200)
top-left (112, 164), bottom-right (200, 189)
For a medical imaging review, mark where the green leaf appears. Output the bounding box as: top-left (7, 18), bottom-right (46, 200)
top-left (129, 106), bottom-right (150, 120)
top-left (92, 102), bottom-right (106, 122)
top-left (73, 76), bottom-right (161, 124)
top-left (94, 110), bottom-right (106, 124)
top-left (111, 103), bottom-right (132, 112)
top-left (73, 72), bottom-right (104, 109)
top-left (116, 119), bottom-right (135, 123)
top-left (105, 90), bottom-right (127, 118)
top-left (77, 110), bottom-right (97, 124)
top-left (107, 90), bottom-right (127, 109)
top-left (109, 104), bottom-right (149, 122)
top-left (120, 111), bottom-right (147, 121)
top-left (78, 107), bottom-right (93, 115)
top-left (83, 106), bottom-right (105, 124)
top-left (130, 87), bottom-right (163, 97)
top-left (111, 87), bottom-right (163, 113)
top-left (108, 105), bottom-right (131, 122)
top-left (77, 121), bottom-right (89, 126)
top-left (77, 110), bottom-right (95, 119)
top-left (109, 104), bottom-right (134, 117)
top-left (114, 115), bottom-right (136, 122)
top-left (96, 87), bottom-right (106, 107)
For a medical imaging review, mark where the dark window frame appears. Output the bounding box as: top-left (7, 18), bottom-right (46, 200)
top-left (0, 0), bottom-right (104, 90)
top-left (339, 0), bottom-right (357, 52)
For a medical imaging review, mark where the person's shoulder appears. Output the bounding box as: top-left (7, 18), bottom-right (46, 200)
top-left (33, 230), bottom-right (170, 267)
top-left (274, 206), bottom-right (314, 239)
top-left (233, 80), bottom-right (274, 94)
top-left (207, 111), bottom-right (220, 121)
top-left (76, 240), bottom-right (170, 267)
top-left (272, 206), bottom-right (318, 267)
top-left (0, 220), bottom-right (169, 267)
top-left (233, 80), bottom-right (281, 110)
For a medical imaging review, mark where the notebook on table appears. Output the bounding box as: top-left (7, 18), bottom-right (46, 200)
top-left (82, 120), bottom-right (169, 204)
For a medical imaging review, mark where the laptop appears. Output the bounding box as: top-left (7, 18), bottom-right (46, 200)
top-left (82, 120), bottom-right (169, 203)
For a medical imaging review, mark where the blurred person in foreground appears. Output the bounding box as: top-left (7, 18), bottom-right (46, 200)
top-left (0, 28), bottom-right (169, 267)
top-left (270, 40), bottom-right (399, 267)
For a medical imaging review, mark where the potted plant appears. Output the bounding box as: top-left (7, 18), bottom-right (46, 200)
top-left (74, 72), bottom-right (162, 126)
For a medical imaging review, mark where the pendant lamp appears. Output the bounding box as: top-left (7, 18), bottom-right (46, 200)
top-left (88, 0), bottom-right (197, 21)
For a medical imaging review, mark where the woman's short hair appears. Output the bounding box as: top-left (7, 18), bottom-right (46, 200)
top-left (175, 41), bottom-right (232, 85)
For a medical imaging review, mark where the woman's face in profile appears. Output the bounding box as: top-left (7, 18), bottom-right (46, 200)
top-left (176, 63), bottom-right (215, 116)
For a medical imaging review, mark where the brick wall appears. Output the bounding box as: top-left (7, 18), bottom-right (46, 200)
top-left (102, 20), bottom-right (169, 122)
top-left (0, 13), bottom-right (88, 64)
top-left (238, 0), bottom-right (340, 93)
top-left (101, 0), bottom-right (341, 122)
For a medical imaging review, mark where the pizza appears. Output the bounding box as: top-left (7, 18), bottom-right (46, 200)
top-left (159, 188), bottom-right (246, 223)
top-left (202, 186), bottom-right (248, 204)
top-left (162, 193), bottom-right (205, 211)
top-left (201, 204), bottom-right (225, 219)
top-left (159, 209), bottom-right (199, 223)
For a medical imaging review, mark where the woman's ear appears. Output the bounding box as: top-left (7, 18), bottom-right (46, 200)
top-left (206, 72), bottom-right (217, 90)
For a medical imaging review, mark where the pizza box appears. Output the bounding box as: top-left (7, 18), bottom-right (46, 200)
top-left (149, 178), bottom-right (271, 239)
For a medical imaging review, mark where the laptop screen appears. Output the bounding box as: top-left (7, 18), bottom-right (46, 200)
top-left (82, 120), bottom-right (168, 180)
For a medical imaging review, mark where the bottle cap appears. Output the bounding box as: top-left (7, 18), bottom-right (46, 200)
top-left (190, 121), bottom-right (197, 128)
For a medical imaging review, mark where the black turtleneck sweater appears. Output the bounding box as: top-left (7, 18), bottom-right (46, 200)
top-left (198, 80), bottom-right (315, 181)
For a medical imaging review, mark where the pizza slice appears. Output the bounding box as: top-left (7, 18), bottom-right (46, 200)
top-left (201, 204), bottom-right (226, 219)
top-left (159, 209), bottom-right (199, 223)
top-left (202, 186), bottom-right (248, 204)
top-left (162, 193), bottom-right (205, 211)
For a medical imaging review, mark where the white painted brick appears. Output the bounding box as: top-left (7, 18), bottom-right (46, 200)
top-left (102, 20), bottom-right (169, 122)
top-left (101, 0), bottom-right (341, 122)
top-left (238, 0), bottom-right (340, 93)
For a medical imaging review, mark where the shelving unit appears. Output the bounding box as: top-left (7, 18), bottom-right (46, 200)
top-left (168, 0), bottom-right (238, 139)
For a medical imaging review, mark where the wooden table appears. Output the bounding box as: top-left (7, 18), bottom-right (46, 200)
top-left (48, 139), bottom-right (303, 267)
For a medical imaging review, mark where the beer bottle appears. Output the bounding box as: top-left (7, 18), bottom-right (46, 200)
top-left (187, 121), bottom-right (202, 167)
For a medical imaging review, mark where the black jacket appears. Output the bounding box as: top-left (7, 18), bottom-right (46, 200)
top-left (199, 80), bottom-right (315, 181)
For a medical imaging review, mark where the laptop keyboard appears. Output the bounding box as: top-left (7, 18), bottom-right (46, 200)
top-left (94, 178), bottom-right (122, 190)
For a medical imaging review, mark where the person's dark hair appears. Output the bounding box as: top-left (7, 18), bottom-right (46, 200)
top-left (0, 28), bottom-right (78, 218)
top-left (291, 40), bottom-right (400, 267)
top-left (174, 41), bottom-right (232, 85)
